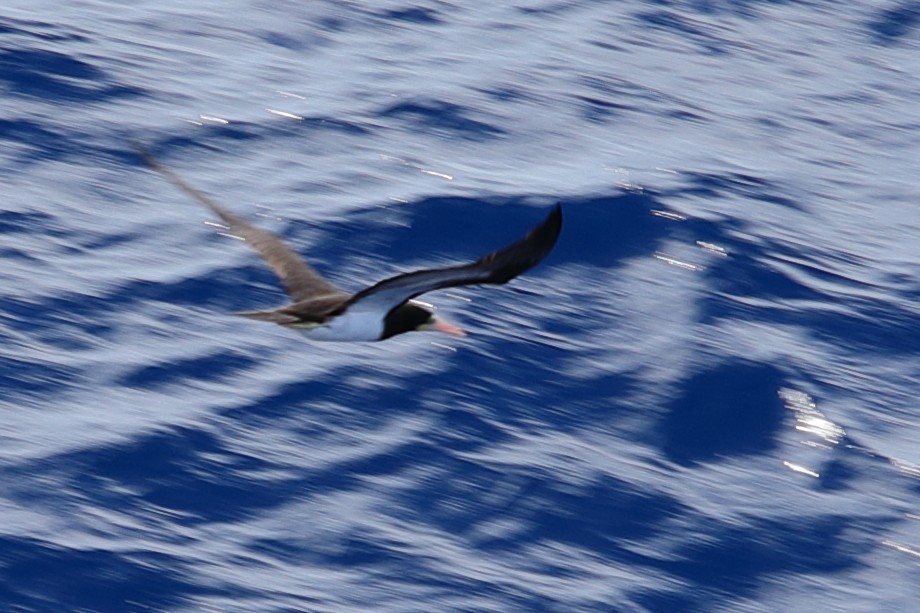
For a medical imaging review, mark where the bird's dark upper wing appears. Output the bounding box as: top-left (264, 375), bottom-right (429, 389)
top-left (134, 144), bottom-right (344, 302)
top-left (342, 204), bottom-right (562, 316)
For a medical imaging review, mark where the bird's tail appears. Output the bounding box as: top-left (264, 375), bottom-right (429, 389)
top-left (235, 309), bottom-right (301, 325)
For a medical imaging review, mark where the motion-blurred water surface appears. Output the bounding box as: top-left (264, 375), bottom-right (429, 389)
top-left (2, 1), bottom-right (920, 611)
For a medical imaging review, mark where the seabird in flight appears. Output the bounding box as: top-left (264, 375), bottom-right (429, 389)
top-left (135, 146), bottom-right (562, 342)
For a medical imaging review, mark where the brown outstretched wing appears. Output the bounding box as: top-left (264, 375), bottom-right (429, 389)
top-left (134, 143), bottom-right (345, 303)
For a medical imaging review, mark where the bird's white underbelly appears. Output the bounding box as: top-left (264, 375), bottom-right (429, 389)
top-left (298, 310), bottom-right (384, 342)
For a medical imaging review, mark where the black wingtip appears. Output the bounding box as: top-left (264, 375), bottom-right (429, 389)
top-left (528, 203), bottom-right (563, 258)
top-left (475, 203), bottom-right (563, 284)
top-left (547, 203), bottom-right (563, 238)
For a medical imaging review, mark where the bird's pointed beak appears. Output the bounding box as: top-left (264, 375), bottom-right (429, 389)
top-left (424, 318), bottom-right (466, 337)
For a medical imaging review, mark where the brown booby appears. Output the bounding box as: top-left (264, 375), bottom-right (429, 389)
top-left (135, 146), bottom-right (562, 342)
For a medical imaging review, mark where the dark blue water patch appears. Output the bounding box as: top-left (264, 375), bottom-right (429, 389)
top-left (701, 249), bottom-right (826, 303)
top-left (118, 350), bottom-right (258, 390)
top-left (540, 371), bottom-right (639, 431)
top-left (516, 1), bottom-right (581, 16)
top-left (513, 474), bottom-right (686, 552)
top-left (0, 297), bottom-right (49, 328)
top-left (701, 279), bottom-right (920, 356)
top-left (815, 457), bottom-right (859, 492)
top-left (129, 116), bottom-right (368, 172)
top-left (576, 75), bottom-right (711, 124)
top-left (130, 120), bottom-right (349, 176)
top-left (0, 47), bottom-right (145, 102)
top-left (378, 99), bottom-right (506, 140)
top-left (297, 115), bottom-right (373, 135)
top-left (218, 375), bottom-right (354, 425)
top-left (65, 425), bottom-right (303, 525)
top-left (0, 16), bottom-right (89, 42)
top-left (305, 439), bottom-right (447, 494)
top-left (120, 267), bottom-right (279, 311)
top-left (0, 353), bottom-right (79, 400)
top-left (411, 574), bottom-right (560, 613)
top-left (817, 300), bottom-right (920, 356)
top-left (0, 535), bottom-right (198, 612)
top-left (663, 0), bottom-right (790, 19)
top-left (48, 374), bottom-right (526, 527)
top-left (671, 170), bottom-right (805, 212)
top-left (661, 514), bottom-right (869, 599)
top-left (389, 198), bottom-right (565, 263)
top-left (136, 125), bottom-right (262, 161)
top-left (2, 47), bottom-right (104, 80)
top-left (443, 346), bottom-right (639, 434)
top-left (473, 84), bottom-right (538, 104)
top-left (868, 2), bottom-right (920, 44)
top-left (0, 245), bottom-right (41, 263)
top-left (0, 119), bottom-right (79, 164)
top-left (658, 361), bottom-right (785, 465)
top-left (219, 361), bottom-right (454, 426)
top-left (637, 9), bottom-right (711, 38)
top-left (576, 94), bottom-right (635, 123)
top-left (630, 589), bottom-right (702, 613)
top-left (77, 229), bottom-right (140, 252)
top-left (252, 529), bottom-right (560, 611)
top-left (210, 326), bottom-right (633, 460)
top-left (577, 76), bottom-right (643, 116)
top-left (840, 434), bottom-right (920, 493)
top-left (74, 425), bottom-right (220, 484)
top-left (314, 14), bottom-right (350, 33)
top-left (376, 6), bottom-right (443, 24)
top-left (325, 528), bottom-right (414, 567)
top-left (634, 9), bottom-right (736, 55)
top-left (342, 192), bottom-right (669, 271)
top-left (667, 108), bottom-right (707, 122)
top-left (590, 38), bottom-right (628, 53)
top-left (688, 204), bottom-right (920, 355)
top-left (425, 405), bottom-right (510, 453)
top-left (629, 516), bottom-right (868, 612)
top-left (311, 197), bottom-right (558, 267)
top-left (0, 208), bottom-right (57, 234)
top-left (1, 294), bottom-right (124, 348)
top-left (259, 30), bottom-right (327, 51)
top-left (555, 193), bottom-right (672, 267)
top-left (0, 272), bottom-right (264, 345)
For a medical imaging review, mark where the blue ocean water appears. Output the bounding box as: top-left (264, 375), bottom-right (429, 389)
top-left (2, 0), bottom-right (920, 611)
